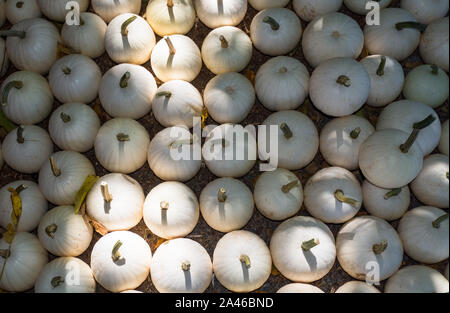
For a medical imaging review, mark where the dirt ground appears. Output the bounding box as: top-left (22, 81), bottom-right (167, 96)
top-left (0, 0), bottom-right (448, 293)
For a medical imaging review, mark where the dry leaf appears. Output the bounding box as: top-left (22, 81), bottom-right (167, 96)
top-left (89, 218), bottom-right (108, 236)
top-left (271, 265), bottom-right (280, 276)
top-left (154, 238), bottom-right (167, 250)
top-left (244, 70), bottom-right (256, 86)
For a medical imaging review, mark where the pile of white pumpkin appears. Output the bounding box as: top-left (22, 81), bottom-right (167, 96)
top-left (0, 0), bottom-right (449, 294)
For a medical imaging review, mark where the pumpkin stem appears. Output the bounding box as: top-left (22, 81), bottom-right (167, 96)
top-left (16, 1), bottom-right (24, 8)
top-left (372, 240), bottom-right (388, 255)
top-left (282, 180), bottom-right (299, 193)
top-left (384, 188), bottom-right (402, 200)
top-left (218, 188), bottom-right (227, 202)
top-left (156, 91), bottom-right (172, 98)
top-left (219, 35), bottom-right (229, 49)
top-left (395, 21), bottom-right (426, 32)
top-left (400, 114), bottom-right (436, 153)
top-left (280, 123), bottom-right (293, 140)
top-left (181, 261), bottom-right (191, 272)
top-left (334, 190), bottom-right (359, 208)
top-left (376, 56), bottom-right (387, 76)
top-left (49, 157), bottom-right (62, 177)
top-left (279, 67), bottom-right (287, 74)
top-left (61, 66), bottom-right (72, 75)
top-left (60, 112), bottom-right (71, 123)
top-left (45, 224), bottom-right (58, 239)
top-left (116, 133), bottom-right (130, 142)
top-left (263, 16), bottom-right (280, 31)
top-left (120, 71), bottom-right (131, 89)
top-left (160, 201), bottom-right (169, 211)
top-left (337, 75), bottom-right (352, 87)
top-left (51, 276), bottom-right (64, 288)
top-left (240, 254), bottom-right (251, 269)
top-left (432, 213), bottom-right (449, 229)
top-left (165, 37), bottom-right (176, 55)
top-left (0, 249), bottom-right (10, 259)
top-left (431, 64), bottom-right (439, 75)
top-left (0, 30), bottom-right (26, 39)
top-left (16, 125), bottom-right (24, 144)
top-left (112, 240), bottom-right (123, 262)
top-left (167, 0), bottom-right (174, 7)
top-left (13, 184), bottom-right (27, 194)
top-left (302, 238), bottom-right (320, 251)
top-left (121, 15), bottom-right (137, 36)
top-left (2, 80), bottom-right (24, 107)
top-left (101, 182), bottom-right (113, 203)
top-left (350, 127), bottom-right (361, 139)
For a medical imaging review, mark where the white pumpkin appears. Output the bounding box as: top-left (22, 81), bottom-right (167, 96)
top-left (411, 154), bottom-right (449, 209)
top-left (420, 17), bottom-right (449, 72)
top-left (250, 8), bottom-right (302, 56)
top-left (2, 125), bottom-right (53, 174)
top-left (249, 0), bottom-right (289, 11)
top-left (151, 35), bottom-right (202, 83)
top-left (38, 205), bottom-right (93, 257)
top-left (304, 167), bottom-right (362, 224)
top-left (253, 168), bottom-right (303, 221)
top-left (94, 118), bottom-right (150, 174)
top-left (152, 80), bottom-right (203, 128)
top-left (99, 64), bottom-right (157, 119)
top-left (86, 173), bottom-right (144, 232)
top-left (146, 0), bottom-right (196, 37)
top-left (213, 230), bottom-right (272, 293)
top-left (376, 100), bottom-right (442, 156)
top-left (403, 65), bottom-right (449, 109)
top-left (364, 8), bottom-right (423, 61)
top-left (195, 0), bottom-right (247, 29)
top-left (37, 0), bottom-right (89, 22)
top-left (398, 206), bottom-right (449, 264)
top-left (91, 231), bottom-right (152, 293)
top-left (105, 13), bottom-right (156, 65)
top-left (38, 151), bottom-right (96, 206)
top-left (310, 57), bottom-right (370, 117)
top-left (204, 72), bottom-right (255, 124)
top-left (293, 0), bottom-right (342, 22)
top-left (35, 257), bottom-right (96, 293)
top-left (362, 180), bottom-right (410, 221)
top-left (359, 129), bottom-right (424, 189)
top-left (143, 182), bottom-right (199, 239)
top-left (320, 115), bottom-right (375, 171)
top-left (49, 103), bottom-right (101, 153)
top-left (335, 281), bottom-right (381, 293)
top-left (201, 26), bottom-right (252, 75)
top-left (61, 12), bottom-right (107, 59)
top-left (0, 180), bottom-right (48, 232)
top-left (92, 0), bottom-right (141, 23)
top-left (336, 216), bottom-right (404, 281)
top-left (439, 120), bottom-right (449, 156)
top-left (147, 126), bottom-right (202, 182)
top-left (255, 56), bottom-right (310, 111)
top-left (0, 38), bottom-right (9, 78)
top-left (385, 265), bottom-right (449, 293)
top-left (0, 232), bottom-right (48, 292)
top-left (271, 216), bottom-right (336, 283)
top-left (401, 0), bottom-right (449, 24)
top-left (199, 177), bottom-right (254, 232)
top-left (260, 110), bottom-right (319, 170)
top-left (151, 238), bottom-right (212, 293)
top-left (203, 123), bottom-right (257, 178)
top-left (1, 71), bottom-right (53, 125)
top-left (302, 13), bottom-right (364, 68)
top-left (344, 0), bottom-right (391, 15)
top-left (360, 55), bottom-right (405, 107)
top-left (49, 54), bottom-right (102, 104)
top-left (277, 283), bottom-right (324, 293)
top-left (5, 0), bottom-right (41, 24)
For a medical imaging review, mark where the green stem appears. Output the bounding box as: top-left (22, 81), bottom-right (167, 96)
top-left (62, 66), bottom-right (71, 75)
top-left (376, 56), bottom-right (387, 76)
top-left (51, 276), bottom-right (64, 288)
top-left (240, 255), bottom-right (251, 269)
top-left (101, 182), bottom-right (113, 203)
top-left (373, 240), bottom-right (388, 255)
top-left (400, 114), bottom-right (436, 153)
top-left (334, 190), bottom-right (359, 208)
top-left (432, 213), bottom-right (449, 229)
top-left (120, 72), bottom-right (131, 88)
top-left (263, 16), bottom-right (280, 31)
top-left (280, 123), bottom-right (293, 140)
top-left (302, 239), bottom-right (320, 251)
top-left (395, 22), bottom-right (426, 32)
top-left (0, 30), bottom-right (26, 38)
top-left (384, 188), bottom-right (402, 200)
top-left (112, 240), bottom-right (123, 262)
top-left (156, 91), bottom-right (172, 98)
top-left (218, 188), bottom-right (227, 202)
top-left (49, 157), bottom-right (61, 177)
top-left (350, 127), bottom-right (361, 139)
top-left (282, 180), bottom-right (299, 193)
top-left (60, 112), bottom-right (71, 123)
top-left (165, 37), bottom-right (176, 55)
top-left (431, 65), bottom-right (439, 75)
top-left (219, 35), bottom-right (228, 49)
top-left (121, 16), bottom-right (137, 36)
top-left (16, 126), bottom-right (24, 144)
top-left (45, 224), bottom-right (58, 239)
top-left (116, 133), bottom-right (130, 142)
top-left (2, 81), bottom-right (24, 107)
top-left (337, 75), bottom-right (351, 87)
